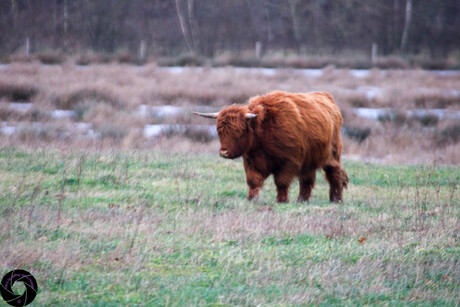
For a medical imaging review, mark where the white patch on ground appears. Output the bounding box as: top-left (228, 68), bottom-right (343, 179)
top-left (357, 86), bottom-right (383, 100)
top-left (352, 107), bottom-right (460, 120)
top-left (51, 110), bottom-right (74, 119)
top-left (1, 102), bottom-right (33, 112)
top-left (352, 108), bottom-right (391, 120)
top-left (1, 122), bottom-right (16, 135)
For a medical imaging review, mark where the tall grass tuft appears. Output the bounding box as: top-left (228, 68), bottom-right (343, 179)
top-left (0, 81), bottom-right (38, 101)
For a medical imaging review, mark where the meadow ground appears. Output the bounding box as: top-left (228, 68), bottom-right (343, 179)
top-left (0, 148), bottom-right (458, 306)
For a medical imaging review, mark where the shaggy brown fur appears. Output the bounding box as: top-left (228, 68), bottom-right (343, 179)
top-left (210, 91), bottom-right (348, 203)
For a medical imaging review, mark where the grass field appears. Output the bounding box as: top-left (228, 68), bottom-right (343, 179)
top-left (0, 148), bottom-right (458, 306)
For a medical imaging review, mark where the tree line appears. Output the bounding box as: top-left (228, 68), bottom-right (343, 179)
top-left (1, 0), bottom-right (459, 59)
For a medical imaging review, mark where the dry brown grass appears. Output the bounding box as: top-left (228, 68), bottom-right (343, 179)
top-left (160, 52), bottom-right (460, 70)
top-left (0, 63), bottom-right (459, 164)
top-left (3, 62), bottom-right (459, 109)
top-left (0, 80), bottom-right (38, 102)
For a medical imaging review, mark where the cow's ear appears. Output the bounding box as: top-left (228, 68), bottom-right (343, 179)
top-left (245, 113), bottom-right (257, 119)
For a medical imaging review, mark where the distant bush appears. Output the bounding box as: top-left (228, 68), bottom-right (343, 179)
top-left (0, 105), bottom-right (49, 121)
top-left (37, 53), bottom-right (65, 65)
top-left (159, 53), bottom-right (205, 67)
top-left (17, 123), bottom-right (65, 142)
top-left (285, 56), bottom-right (330, 69)
top-left (0, 55), bottom-right (10, 64)
top-left (226, 56), bottom-right (261, 68)
top-left (416, 58), bottom-right (451, 70)
top-left (0, 81), bottom-right (38, 101)
top-left (54, 89), bottom-right (121, 110)
top-left (342, 93), bottom-right (369, 108)
top-left (374, 56), bottom-right (410, 69)
top-left (183, 126), bottom-right (215, 143)
top-left (414, 93), bottom-right (459, 108)
top-left (342, 126), bottom-right (371, 143)
top-left (437, 124), bottom-right (460, 144)
top-left (76, 53), bottom-right (112, 65)
top-left (0, 105), bottom-right (14, 120)
top-left (162, 125), bottom-right (216, 143)
top-left (95, 124), bottom-right (127, 142)
top-left (415, 114), bottom-right (439, 127)
top-left (7, 54), bottom-right (34, 63)
top-left (377, 111), bottom-right (408, 126)
top-left (150, 53), bottom-right (460, 70)
top-left (116, 53), bottom-right (145, 65)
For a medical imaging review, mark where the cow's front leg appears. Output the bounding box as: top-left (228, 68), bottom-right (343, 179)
top-left (245, 167), bottom-right (265, 200)
top-left (247, 174), bottom-right (263, 200)
top-left (244, 158), bottom-right (266, 200)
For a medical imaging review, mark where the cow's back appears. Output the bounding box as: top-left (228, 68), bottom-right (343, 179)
top-left (248, 91), bottom-right (341, 168)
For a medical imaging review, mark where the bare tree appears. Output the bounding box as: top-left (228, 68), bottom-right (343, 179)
top-left (175, 0), bottom-right (194, 53)
top-left (400, 0), bottom-right (412, 51)
top-left (187, 0), bottom-right (197, 52)
top-left (63, 0), bottom-right (68, 51)
top-left (288, 0), bottom-right (301, 51)
top-left (10, 0), bottom-right (16, 18)
top-left (264, 0), bottom-right (274, 44)
top-left (0, 0), bottom-right (459, 59)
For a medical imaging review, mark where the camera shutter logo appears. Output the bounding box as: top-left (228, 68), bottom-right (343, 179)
top-left (1, 270), bottom-right (38, 306)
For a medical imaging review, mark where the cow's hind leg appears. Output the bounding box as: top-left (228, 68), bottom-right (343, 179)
top-left (324, 160), bottom-right (346, 203)
top-left (274, 163), bottom-right (297, 203)
top-left (297, 167), bottom-right (316, 202)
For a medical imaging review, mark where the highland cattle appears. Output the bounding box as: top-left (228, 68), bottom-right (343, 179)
top-left (194, 91), bottom-right (349, 203)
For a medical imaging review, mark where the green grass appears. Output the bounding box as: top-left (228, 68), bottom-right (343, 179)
top-left (0, 148), bottom-right (459, 306)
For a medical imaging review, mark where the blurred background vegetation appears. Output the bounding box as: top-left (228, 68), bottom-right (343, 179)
top-left (1, 0), bottom-right (460, 68)
top-left (1, 1), bottom-right (459, 163)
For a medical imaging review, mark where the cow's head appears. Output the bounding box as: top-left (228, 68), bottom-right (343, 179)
top-left (194, 105), bottom-right (257, 159)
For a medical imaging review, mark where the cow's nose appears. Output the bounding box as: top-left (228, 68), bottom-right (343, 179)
top-left (220, 150), bottom-right (228, 158)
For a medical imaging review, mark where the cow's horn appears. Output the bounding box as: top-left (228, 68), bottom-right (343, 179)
top-left (193, 112), bottom-right (219, 118)
top-left (245, 113), bottom-right (257, 119)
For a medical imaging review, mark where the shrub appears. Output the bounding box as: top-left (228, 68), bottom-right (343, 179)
top-left (159, 53), bottom-right (205, 67)
top-left (0, 82), bottom-right (38, 101)
top-left (342, 126), bottom-right (371, 143)
top-left (17, 123), bottom-right (64, 142)
top-left (0, 105), bottom-right (14, 120)
top-left (54, 89), bottom-right (121, 110)
top-left (416, 114), bottom-right (439, 127)
top-left (7, 54), bottom-right (34, 63)
top-left (117, 53), bottom-right (135, 64)
top-left (374, 56), bottom-right (409, 69)
top-left (377, 111), bottom-right (408, 126)
top-left (414, 94), bottom-right (459, 108)
top-left (37, 53), bottom-right (65, 65)
top-left (161, 125), bottom-right (216, 143)
top-left (183, 126), bottom-right (215, 143)
top-left (417, 58), bottom-right (450, 70)
top-left (95, 124), bottom-right (127, 142)
top-left (341, 93), bottom-right (369, 108)
top-left (437, 124), bottom-right (460, 144)
top-left (76, 53), bottom-right (112, 65)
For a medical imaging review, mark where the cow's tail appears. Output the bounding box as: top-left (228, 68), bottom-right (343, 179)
top-left (341, 168), bottom-right (349, 189)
